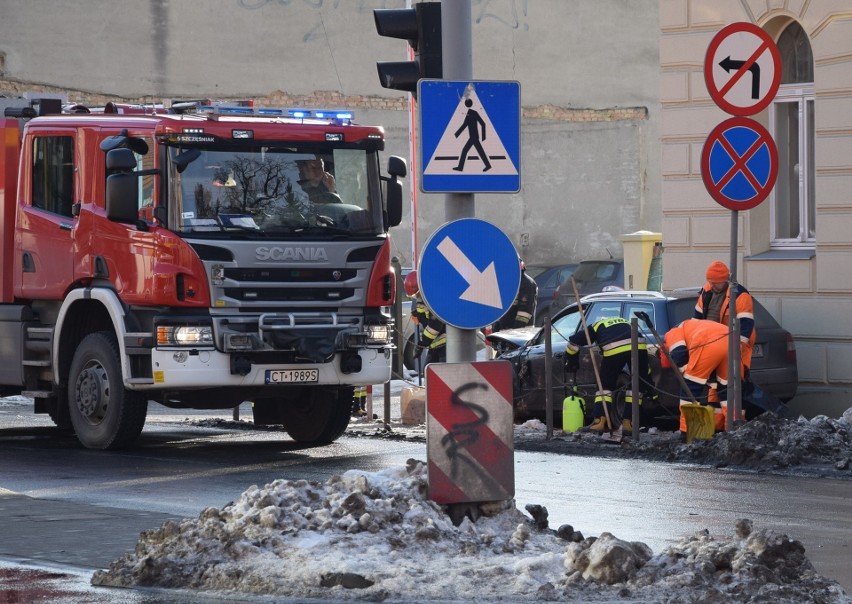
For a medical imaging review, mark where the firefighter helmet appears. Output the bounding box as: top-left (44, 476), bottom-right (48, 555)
top-left (403, 270), bottom-right (419, 296)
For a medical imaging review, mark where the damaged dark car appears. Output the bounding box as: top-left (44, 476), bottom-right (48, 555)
top-left (486, 290), bottom-right (798, 430)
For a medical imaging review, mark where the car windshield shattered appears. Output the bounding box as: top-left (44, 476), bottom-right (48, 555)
top-left (166, 146), bottom-right (382, 237)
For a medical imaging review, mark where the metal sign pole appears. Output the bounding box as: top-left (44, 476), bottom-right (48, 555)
top-left (727, 210), bottom-right (742, 431)
top-left (442, 0), bottom-right (476, 364)
top-left (631, 318), bottom-right (640, 441)
top-left (544, 315), bottom-right (553, 440)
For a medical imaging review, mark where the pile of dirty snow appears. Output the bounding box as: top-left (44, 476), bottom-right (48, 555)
top-left (643, 410), bottom-right (852, 471)
top-left (513, 409), bottom-right (852, 478)
top-left (92, 460), bottom-right (848, 603)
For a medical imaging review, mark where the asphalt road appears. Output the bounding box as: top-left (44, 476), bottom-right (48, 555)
top-left (0, 395), bottom-right (850, 601)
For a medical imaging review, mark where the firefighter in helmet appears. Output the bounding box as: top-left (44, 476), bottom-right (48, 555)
top-left (404, 270), bottom-right (446, 365)
top-left (565, 316), bottom-right (654, 434)
top-left (493, 258), bottom-right (538, 331)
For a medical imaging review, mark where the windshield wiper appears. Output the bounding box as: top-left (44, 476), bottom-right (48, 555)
top-left (293, 225), bottom-right (351, 237)
top-left (220, 223), bottom-right (268, 236)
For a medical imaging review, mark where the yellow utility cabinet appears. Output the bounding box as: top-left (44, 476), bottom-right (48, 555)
top-left (621, 231), bottom-right (662, 291)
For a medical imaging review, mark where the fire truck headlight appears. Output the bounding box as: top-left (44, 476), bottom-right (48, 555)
top-left (365, 324), bottom-right (390, 345)
top-left (157, 325), bottom-right (214, 347)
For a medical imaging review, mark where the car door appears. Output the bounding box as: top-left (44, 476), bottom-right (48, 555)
top-left (15, 130), bottom-right (77, 300)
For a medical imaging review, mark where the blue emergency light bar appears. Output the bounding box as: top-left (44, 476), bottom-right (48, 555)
top-left (285, 109), bottom-right (354, 124)
top-left (194, 104), bottom-right (353, 124)
top-left (314, 110), bottom-right (353, 121)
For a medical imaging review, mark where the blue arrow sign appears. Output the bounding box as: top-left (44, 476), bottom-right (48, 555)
top-left (418, 80), bottom-right (521, 193)
top-left (419, 219), bottom-right (520, 329)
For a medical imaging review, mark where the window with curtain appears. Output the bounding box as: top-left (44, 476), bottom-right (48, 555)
top-left (770, 21), bottom-right (815, 246)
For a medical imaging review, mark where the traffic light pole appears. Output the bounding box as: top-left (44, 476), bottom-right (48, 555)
top-left (442, 0), bottom-right (478, 363)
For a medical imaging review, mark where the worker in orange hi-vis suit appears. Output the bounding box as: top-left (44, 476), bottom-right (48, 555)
top-left (694, 260), bottom-right (756, 404)
top-left (664, 318), bottom-right (742, 433)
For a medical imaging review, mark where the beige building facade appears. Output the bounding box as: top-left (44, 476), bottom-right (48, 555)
top-left (660, 1), bottom-right (852, 414)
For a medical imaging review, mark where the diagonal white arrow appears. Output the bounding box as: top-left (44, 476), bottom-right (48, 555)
top-left (436, 236), bottom-right (503, 309)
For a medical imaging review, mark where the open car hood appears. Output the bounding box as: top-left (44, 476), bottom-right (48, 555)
top-left (485, 326), bottom-right (540, 351)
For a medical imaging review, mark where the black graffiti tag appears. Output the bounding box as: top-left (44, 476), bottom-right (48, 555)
top-left (440, 381), bottom-right (490, 481)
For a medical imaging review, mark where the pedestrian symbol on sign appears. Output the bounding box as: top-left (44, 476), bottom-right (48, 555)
top-left (452, 99), bottom-right (492, 173)
top-left (423, 85), bottom-right (517, 177)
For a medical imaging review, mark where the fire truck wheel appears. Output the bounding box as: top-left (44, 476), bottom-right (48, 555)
top-left (280, 386), bottom-right (353, 444)
top-left (67, 331), bottom-right (148, 450)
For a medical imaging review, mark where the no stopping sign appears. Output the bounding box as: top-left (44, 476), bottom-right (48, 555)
top-left (701, 117), bottom-right (778, 211)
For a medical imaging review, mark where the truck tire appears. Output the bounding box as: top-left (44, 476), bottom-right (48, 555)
top-left (68, 332), bottom-right (148, 450)
top-left (280, 386), bottom-right (353, 444)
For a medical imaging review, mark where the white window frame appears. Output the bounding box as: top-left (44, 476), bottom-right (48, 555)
top-left (769, 84), bottom-right (815, 247)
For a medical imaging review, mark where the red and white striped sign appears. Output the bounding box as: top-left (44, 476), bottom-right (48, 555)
top-left (426, 361), bottom-right (514, 504)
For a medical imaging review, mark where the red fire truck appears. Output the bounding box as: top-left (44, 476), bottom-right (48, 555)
top-left (0, 95), bottom-right (405, 449)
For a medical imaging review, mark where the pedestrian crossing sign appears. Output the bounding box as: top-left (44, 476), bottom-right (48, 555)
top-left (418, 80), bottom-right (521, 193)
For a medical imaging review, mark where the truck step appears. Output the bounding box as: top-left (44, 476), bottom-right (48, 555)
top-left (126, 378), bottom-right (155, 385)
top-left (21, 390), bottom-right (54, 399)
top-left (25, 341), bottom-right (51, 354)
top-left (25, 327), bottom-right (54, 340)
top-left (22, 359), bottom-right (51, 367)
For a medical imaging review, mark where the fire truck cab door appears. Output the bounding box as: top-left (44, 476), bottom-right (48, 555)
top-left (15, 130), bottom-right (77, 300)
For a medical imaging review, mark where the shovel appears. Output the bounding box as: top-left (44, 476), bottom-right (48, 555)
top-left (569, 277), bottom-right (620, 442)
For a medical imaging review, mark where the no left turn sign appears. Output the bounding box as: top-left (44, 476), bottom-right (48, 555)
top-left (704, 22), bottom-right (781, 116)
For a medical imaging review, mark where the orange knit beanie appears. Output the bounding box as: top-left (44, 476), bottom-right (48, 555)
top-left (705, 261), bottom-right (730, 282)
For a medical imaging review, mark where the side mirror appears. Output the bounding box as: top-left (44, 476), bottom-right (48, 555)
top-left (385, 155), bottom-right (406, 228)
top-left (387, 155), bottom-right (407, 178)
top-left (106, 148), bottom-right (137, 172)
top-left (105, 173), bottom-right (139, 224)
top-left (174, 149), bottom-right (201, 174)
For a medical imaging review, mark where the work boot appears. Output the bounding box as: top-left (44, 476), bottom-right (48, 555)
top-left (583, 416), bottom-right (607, 434)
top-left (622, 418), bottom-right (633, 433)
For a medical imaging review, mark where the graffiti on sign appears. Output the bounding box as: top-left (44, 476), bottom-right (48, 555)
top-left (426, 361), bottom-right (514, 504)
top-left (439, 382), bottom-right (489, 481)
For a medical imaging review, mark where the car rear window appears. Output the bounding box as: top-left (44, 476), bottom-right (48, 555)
top-left (666, 295), bottom-right (781, 331)
top-left (667, 297), bottom-right (697, 329)
top-left (753, 300), bottom-right (781, 328)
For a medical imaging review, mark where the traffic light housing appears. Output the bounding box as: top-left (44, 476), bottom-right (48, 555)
top-left (374, 2), bottom-right (442, 96)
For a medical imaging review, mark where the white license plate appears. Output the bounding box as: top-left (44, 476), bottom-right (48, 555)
top-left (265, 369), bottom-right (319, 384)
top-left (752, 343), bottom-right (764, 358)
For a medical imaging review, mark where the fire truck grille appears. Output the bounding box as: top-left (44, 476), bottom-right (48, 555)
top-left (223, 287), bottom-right (356, 302)
top-left (223, 268), bottom-right (357, 282)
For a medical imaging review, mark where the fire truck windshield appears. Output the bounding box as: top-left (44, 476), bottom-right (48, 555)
top-left (165, 146), bottom-right (383, 237)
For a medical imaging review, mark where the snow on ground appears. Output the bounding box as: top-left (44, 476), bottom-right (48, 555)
top-left (4, 388), bottom-right (851, 602)
top-left (91, 458), bottom-right (849, 603)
